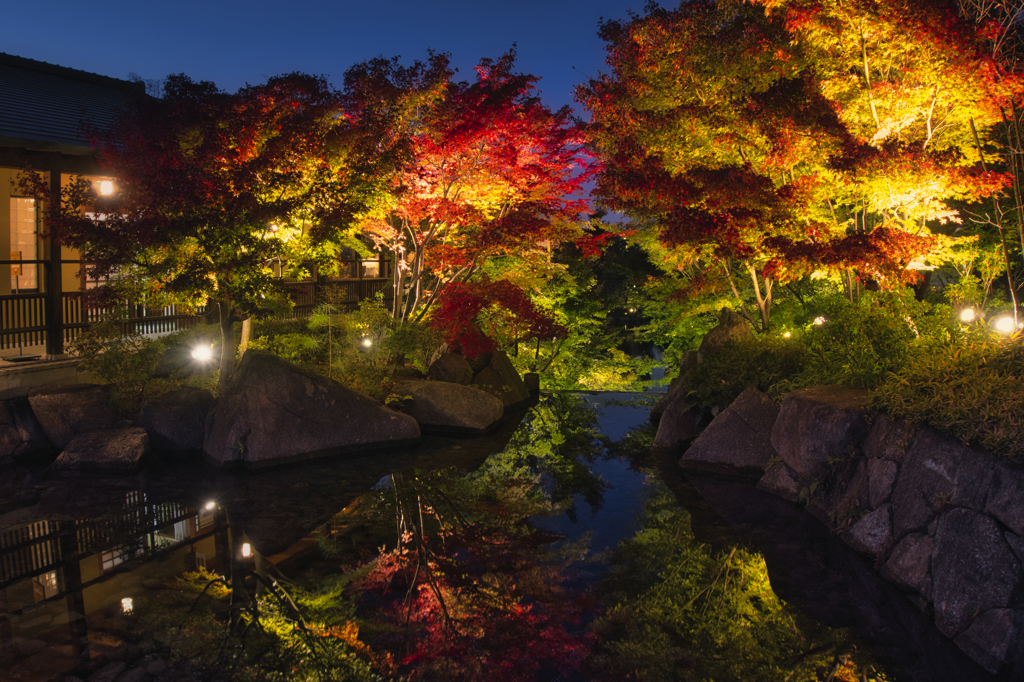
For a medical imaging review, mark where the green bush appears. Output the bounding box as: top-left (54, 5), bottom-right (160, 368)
top-left (779, 290), bottom-right (958, 392)
top-left (873, 331), bottom-right (1024, 460)
top-left (69, 316), bottom-right (163, 415)
top-left (685, 335), bottom-right (807, 409)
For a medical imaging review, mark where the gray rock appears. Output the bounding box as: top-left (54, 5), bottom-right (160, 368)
top-left (696, 308), bottom-right (752, 362)
top-left (470, 351), bottom-right (531, 409)
top-left (87, 662), bottom-right (126, 682)
top-left (881, 533), bottom-right (933, 598)
top-left (7, 397), bottom-right (52, 459)
top-left (137, 387), bottom-right (215, 452)
top-left (770, 385), bottom-right (871, 480)
top-left (756, 461), bottom-right (802, 502)
top-left (139, 654), bottom-right (166, 675)
top-left (117, 667), bottom-right (150, 682)
top-left (987, 461), bottom-right (1024, 537)
top-left (427, 353), bottom-right (474, 385)
top-left (867, 457), bottom-right (899, 510)
top-left (862, 413), bottom-right (917, 464)
top-left (932, 508), bottom-right (1021, 638)
top-left (680, 387), bottom-right (779, 479)
top-left (1006, 533), bottom-right (1024, 565)
top-left (891, 427), bottom-right (995, 538)
top-left (28, 383), bottom-right (119, 449)
top-left (393, 380), bottom-right (503, 435)
top-left (650, 350), bottom-right (699, 425)
top-left (203, 351), bottom-right (420, 468)
top-left (53, 428), bottom-right (150, 471)
top-left (653, 396), bottom-right (703, 452)
top-left (953, 608), bottom-right (1018, 674)
top-left (841, 504), bottom-right (893, 560)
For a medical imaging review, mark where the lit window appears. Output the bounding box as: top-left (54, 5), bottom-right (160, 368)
top-left (9, 198), bottom-right (38, 291)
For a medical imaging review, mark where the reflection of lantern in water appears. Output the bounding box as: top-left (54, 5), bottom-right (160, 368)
top-left (121, 597), bottom-right (134, 614)
top-left (205, 501), bottom-right (216, 510)
top-left (242, 543), bottom-right (252, 558)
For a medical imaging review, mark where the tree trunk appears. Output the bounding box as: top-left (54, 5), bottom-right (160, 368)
top-left (217, 299), bottom-right (237, 392)
top-left (238, 318), bottom-right (252, 357)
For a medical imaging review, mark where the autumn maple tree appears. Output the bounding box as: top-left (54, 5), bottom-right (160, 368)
top-left (348, 51), bottom-right (591, 351)
top-left (578, 0), bottom-right (1024, 330)
top-left (23, 72), bottom-right (395, 387)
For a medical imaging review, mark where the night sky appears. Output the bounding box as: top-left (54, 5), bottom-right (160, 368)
top-left (6, 0), bottom-right (644, 114)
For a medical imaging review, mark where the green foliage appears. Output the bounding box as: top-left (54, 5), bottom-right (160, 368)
top-left (874, 331), bottom-right (1024, 460)
top-left (68, 314), bottom-right (163, 414)
top-left (590, 480), bottom-right (885, 681)
top-left (685, 335), bottom-right (807, 409)
top-left (781, 290), bottom-right (959, 391)
top-left (249, 293), bottom-right (441, 402)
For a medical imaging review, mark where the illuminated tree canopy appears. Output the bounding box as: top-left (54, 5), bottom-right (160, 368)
top-left (578, 0), bottom-right (1024, 329)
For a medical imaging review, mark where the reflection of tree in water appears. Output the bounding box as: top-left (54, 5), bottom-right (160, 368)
top-left (486, 392), bottom-right (610, 523)
top-left (588, 466), bottom-right (888, 681)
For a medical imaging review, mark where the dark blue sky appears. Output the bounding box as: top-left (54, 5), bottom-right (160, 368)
top-left (7, 0), bottom-right (644, 114)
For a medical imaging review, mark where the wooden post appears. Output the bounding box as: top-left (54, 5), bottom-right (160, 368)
top-left (46, 170), bottom-right (64, 358)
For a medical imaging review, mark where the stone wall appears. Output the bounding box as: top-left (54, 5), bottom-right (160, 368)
top-left (687, 384), bottom-right (1024, 677)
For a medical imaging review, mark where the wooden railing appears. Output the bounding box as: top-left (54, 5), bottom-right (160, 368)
top-left (1, 268), bottom-right (394, 353)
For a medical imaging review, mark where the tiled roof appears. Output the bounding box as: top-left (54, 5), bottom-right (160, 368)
top-left (0, 53), bottom-right (144, 154)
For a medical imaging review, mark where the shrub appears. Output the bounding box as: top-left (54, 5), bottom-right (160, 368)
top-left (873, 331), bottom-right (1024, 460)
top-left (685, 335), bottom-right (807, 409)
top-left (69, 316), bottom-right (163, 415)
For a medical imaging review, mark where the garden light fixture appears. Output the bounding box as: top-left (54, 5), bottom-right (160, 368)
top-left (191, 345), bottom-right (213, 362)
top-left (121, 597), bottom-right (133, 614)
top-left (960, 307), bottom-right (976, 323)
top-left (995, 316), bottom-right (1015, 334)
top-left (813, 316), bottom-right (826, 326)
top-left (783, 331), bottom-right (791, 338)
top-left (97, 180), bottom-right (115, 196)
top-left (205, 501), bottom-right (216, 510)
top-left (362, 337), bottom-right (372, 348)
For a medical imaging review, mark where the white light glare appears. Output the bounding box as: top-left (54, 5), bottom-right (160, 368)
top-left (995, 316), bottom-right (1016, 334)
top-left (121, 597), bottom-right (134, 614)
top-left (242, 543), bottom-right (252, 558)
top-left (191, 345), bottom-right (213, 362)
top-left (783, 331), bottom-right (792, 339)
top-left (204, 501), bottom-right (216, 511)
top-left (361, 338), bottom-right (372, 348)
top-left (98, 180), bottom-right (115, 196)
top-left (813, 316), bottom-right (826, 326)
top-left (960, 307), bottom-right (976, 323)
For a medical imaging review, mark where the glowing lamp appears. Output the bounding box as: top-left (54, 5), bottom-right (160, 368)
top-left (121, 597), bottom-right (134, 614)
top-left (204, 501), bottom-right (216, 511)
top-left (362, 338), bottom-right (372, 348)
top-left (813, 316), bottom-right (826, 326)
top-left (783, 331), bottom-right (791, 338)
top-left (191, 345), bottom-right (213, 362)
top-left (960, 308), bottom-right (976, 323)
top-left (98, 180), bottom-right (115, 196)
top-left (995, 316), bottom-right (1015, 334)
top-left (241, 543), bottom-right (252, 558)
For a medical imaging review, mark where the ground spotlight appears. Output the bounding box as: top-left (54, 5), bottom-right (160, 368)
top-left (191, 345), bottom-right (213, 362)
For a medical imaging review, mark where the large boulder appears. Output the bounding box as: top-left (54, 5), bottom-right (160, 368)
top-left (679, 387), bottom-right (779, 479)
top-left (27, 384), bottom-right (119, 450)
top-left (653, 397), bottom-right (704, 452)
top-left (427, 353), bottom-right (474, 385)
top-left (931, 508), bottom-right (1021, 638)
top-left (137, 387), bottom-right (215, 453)
top-left (53, 427), bottom-right (150, 471)
top-left (756, 461), bottom-right (802, 502)
top-left (986, 461), bottom-right (1024, 538)
top-left (470, 351), bottom-right (532, 410)
top-left (863, 412), bottom-right (918, 464)
top-left (890, 427), bottom-right (995, 538)
top-left (394, 380), bottom-right (504, 435)
top-left (203, 351), bottom-right (420, 468)
top-left (697, 307), bottom-right (753, 361)
top-left (0, 399), bottom-right (51, 463)
top-left (770, 385), bottom-right (871, 480)
top-left (954, 608), bottom-right (1019, 675)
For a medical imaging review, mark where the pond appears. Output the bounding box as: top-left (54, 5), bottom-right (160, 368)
top-left (0, 392), bottom-right (995, 681)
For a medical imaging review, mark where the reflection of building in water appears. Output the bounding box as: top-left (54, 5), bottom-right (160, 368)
top-left (0, 491), bottom-right (228, 677)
